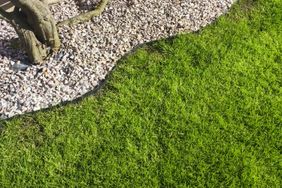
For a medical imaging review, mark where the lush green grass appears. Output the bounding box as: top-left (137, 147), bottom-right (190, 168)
top-left (1, 0), bottom-right (281, 187)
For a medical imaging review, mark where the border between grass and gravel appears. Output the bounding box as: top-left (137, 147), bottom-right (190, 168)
top-left (0, 2), bottom-right (232, 121)
top-left (0, 16), bottom-right (219, 121)
top-left (0, 39), bottom-right (169, 121)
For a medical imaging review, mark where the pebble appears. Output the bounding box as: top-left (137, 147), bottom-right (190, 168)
top-left (12, 61), bottom-right (29, 71)
top-left (0, 0), bottom-right (235, 119)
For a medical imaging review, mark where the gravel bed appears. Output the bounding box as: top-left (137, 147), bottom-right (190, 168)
top-left (0, 0), bottom-right (235, 119)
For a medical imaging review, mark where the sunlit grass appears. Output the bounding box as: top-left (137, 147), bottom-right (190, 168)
top-left (0, 0), bottom-right (281, 186)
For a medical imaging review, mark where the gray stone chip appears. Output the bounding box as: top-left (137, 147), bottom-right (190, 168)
top-left (0, 0), bottom-right (236, 119)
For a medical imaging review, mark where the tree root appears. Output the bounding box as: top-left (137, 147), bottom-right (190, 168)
top-left (13, 17), bottom-right (47, 64)
top-left (40, 0), bottom-right (61, 5)
top-left (0, 8), bottom-right (11, 22)
top-left (11, 0), bottom-right (60, 50)
top-left (0, 0), bottom-right (110, 64)
top-left (0, 8), bottom-right (47, 63)
top-left (57, 0), bottom-right (109, 26)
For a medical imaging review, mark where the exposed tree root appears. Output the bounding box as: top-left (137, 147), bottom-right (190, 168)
top-left (0, 0), bottom-right (110, 64)
top-left (40, 0), bottom-right (61, 5)
top-left (11, 0), bottom-right (60, 50)
top-left (57, 0), bottom-right (109, 26)
top-left (0, 5), bottom-right (47, 64)
top-left (0, 7), bottom-right (11, 22)
top-left (12, 15), bottom-right (48, 64)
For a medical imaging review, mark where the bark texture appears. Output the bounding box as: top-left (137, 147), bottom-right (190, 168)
top-left (58, 0), bottom-right (109, 26)
top-left (11, 11), bottom-right (48, 63)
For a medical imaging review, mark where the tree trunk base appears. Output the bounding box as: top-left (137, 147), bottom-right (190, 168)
top-left (7, 0), bottom-right (60, 64)
top-left (0, 0), bottom-right (109, 64)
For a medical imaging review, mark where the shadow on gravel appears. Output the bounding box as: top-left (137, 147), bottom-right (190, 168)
top-left (0, 38), bottom-right (30, 64)
top-left (74, 0), bottom-right (100, 11)
top-left (0, 35), bottom-right (178, 122)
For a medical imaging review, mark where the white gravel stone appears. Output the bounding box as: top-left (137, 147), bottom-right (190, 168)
top-left (0, 0), bottom-right (236, 119)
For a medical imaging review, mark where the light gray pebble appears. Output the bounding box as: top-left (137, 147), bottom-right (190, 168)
top-left (0, 0), bottom-right (236, 119)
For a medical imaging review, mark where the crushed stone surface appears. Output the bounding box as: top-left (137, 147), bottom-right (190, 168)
top-left (0, 0), bottom-right (235, 119)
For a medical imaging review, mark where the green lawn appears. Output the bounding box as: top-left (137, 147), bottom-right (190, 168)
top-left (1, 0), bottom-right (281, 187)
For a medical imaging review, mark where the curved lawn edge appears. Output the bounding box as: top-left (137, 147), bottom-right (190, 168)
top-left (0, 0), bottom-right (236, 120)
top-left (0, 0), bottom-right (281, 187)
